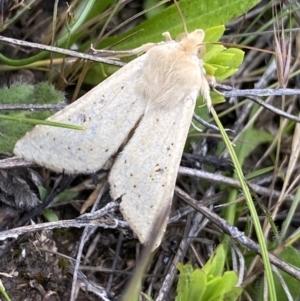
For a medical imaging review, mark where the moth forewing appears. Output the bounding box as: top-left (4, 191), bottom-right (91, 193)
top-left (109, 92), bottom-right (197, 247)
top-left (13, 56), bottom-right (148, 173)
top-left (13, 29), bottom-right (211, 249)
top-left (110, 30), bottom-right (210, 247)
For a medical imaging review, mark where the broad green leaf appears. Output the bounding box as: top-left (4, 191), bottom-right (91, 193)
top-left (85, 0), bottom-right (256, 84)
top-left (176, 260), bottom-right (243, 301)
top-left (188, 269), bottom-right (207, 301)
top-left (205, 26), bottom-right (226, 44)
top-left (202, 244), bottom-right (226, 277)
top-left (101, 0), bottom-right (261, 51)
top-left (38, 186), bottom-right (48, 202)
top-left (223, 287), bottom-right (243, 301)
top-left (234, 128), bottom-right (274, 161)
top-left (211, 50), bottom-right (244, 79)
top-left (216, 68), bottom-right (239, 81)
top-left (205, 272), bottom-right (240, 301)
top-left (54, 189), bottom-right (80, 203)
top-left (202, 276), bottom-right (224, 300)
top-left (222, 48), bottom-right (245, 69)
top-left (143, 0), bottom-right (168, 19)
top-left (211, 53), bottom-right (236, 66)
top-left (204, 63), bottom-right (218, 75)
top-left (176, 263), bottom-right (194, 301)
top-left (204, 45), bottom-right (226, 62)
top-left (219, 271), bottom-right (239, 294)
top-left (42, 209), bottom-right (59, 222)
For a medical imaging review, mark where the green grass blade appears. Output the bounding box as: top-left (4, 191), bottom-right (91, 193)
top-left (210, 107), bottom-right (277, 301)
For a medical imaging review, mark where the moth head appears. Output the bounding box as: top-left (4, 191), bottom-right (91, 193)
top-left (179, 29), bottom-right (205, 56)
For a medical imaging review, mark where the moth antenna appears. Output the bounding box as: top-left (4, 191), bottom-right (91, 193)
top-left (173, 0), bottom-right (188, 36)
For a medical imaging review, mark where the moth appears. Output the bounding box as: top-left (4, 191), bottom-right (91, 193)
top-left (14, 29), bottom-right (211, 249)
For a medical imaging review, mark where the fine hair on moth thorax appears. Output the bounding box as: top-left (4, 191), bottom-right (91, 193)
top-left (13, 27), bottom-right (212, 250)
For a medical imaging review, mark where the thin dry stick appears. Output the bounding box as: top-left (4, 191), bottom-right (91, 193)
top-left (0, 35), bottom-right (124, 66)
top-left (70, 182), bottom-right (109, 301)
top-left (175, 187), bottom-right (300, 280)
top-left (178, 167), bottom-right (295, 202)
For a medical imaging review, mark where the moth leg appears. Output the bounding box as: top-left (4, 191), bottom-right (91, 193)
top-left (90, 43), bottom-right (156, 58)
top-left (206, 74), bottom-right (223, 96)
top-left (205, 74), bottom-right (216, 88)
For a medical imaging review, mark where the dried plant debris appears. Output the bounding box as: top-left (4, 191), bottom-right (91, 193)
top-left (0, 168), bottom-right (41, 211)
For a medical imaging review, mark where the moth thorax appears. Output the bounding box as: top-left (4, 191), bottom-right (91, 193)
top-left (180, 29), bottom-right (205, 55)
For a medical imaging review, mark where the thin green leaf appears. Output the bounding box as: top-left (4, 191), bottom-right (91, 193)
top-left (211, 107), bottom-right (277, 301)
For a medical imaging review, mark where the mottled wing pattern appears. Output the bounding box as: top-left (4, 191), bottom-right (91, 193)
top-left (14, 56), bottom-right (148, 173)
